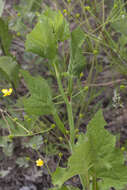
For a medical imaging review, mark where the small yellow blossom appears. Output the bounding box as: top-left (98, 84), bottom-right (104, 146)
top-left (84, 86), bottom-right (89, 91)
top-left (17, 12), bottom-right (21, 17)
top-left (75, 13), bottom-right (80, 18)
top-left (79, 113), bottom-right (83, 119)
top-left (36, 158), bottom-right (44, 167)
top-left (66, 130), bottom-right (69, 134)
top-left (80, 72), bottom-right (84, 78)
top-left (93, 49), bottom-right (98, 55)
top-left (58, 152), bottom-right (63, 158)
top-left (63, 9), bottom-right (67, 14)
top-left (17, 32), bottom-right (21, 36)
top-left (63, 9), bottom-right (68, 16)
top-left (121, 147), bottom-right (125, 151)
top-left (1, 88), bottom-right (13, 97)
top-left (51, 124), bottom-right (56, 128)
top-left (58, 137), bottom-right (63, 142)
top-left (84, 6), bottom-right (90, 11)
top-left (75, 128), bottom-right (79, 133)
top-left (120, 84), bottom-right (125, 90)
top-left (67, 0), bottom-right (71, 3)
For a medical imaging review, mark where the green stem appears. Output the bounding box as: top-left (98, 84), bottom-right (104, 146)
top-left (53, 110), bottom-right (66, 135)
top-left (67, 100), bottom-right (75, 149)
top-left (53, 62), bottom-right (75, 149)
top-left (80, 175), bottom-right (86, 190)
top-left (92, 175), bottom-right (98, 190)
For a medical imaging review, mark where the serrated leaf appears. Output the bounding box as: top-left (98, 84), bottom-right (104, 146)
top-left (0, 168), bottom-right (11, 178)
top-left (68, 27), bottom-right (86, 76)
top-left (52, 110), bottom-right (127, 189)
top-left (21, 70), bottom-right (54, 116)
top-left (0, 18), bottom-right (12, 55)
top-left (3, 142), bottom-right (13, 157)
top-left (16, 157), bottom-right (29, 168)
top-left (41, 8), bottom-right (70, 41)
top-left (25, 8), bottom-right (70, 59)
top-left (0, 56), bottom-right (19, 87)
top-left (52, 134), bottom-right (92, 187)
top-left (0, 136), bottom-right (10, 147)
top-left (23, 135), bottom-right (43, 150)
top-left (25, 19), bottom-right (57, 59)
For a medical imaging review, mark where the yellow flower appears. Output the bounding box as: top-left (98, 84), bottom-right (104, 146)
top-left (80, 72), bottom-right (84, 78)
top-left (79, 113), bottom-right (83, 119)
top-left (84, 6), bottom-right (90, 11)
top-left (58, 152), bottom-right (63, 158)
top-left (17, 32), bottom-right (21, 36)
top-left (121, 147), bottom-right (125, 151)
top-left (63, 9), bottom-right (68, 16)
top-left (1, 88), bottom-right (13, 97)
top-left (36, 158), bottom-right (44, 167)
top-left (17, 12), bottom-right (21, 17)
top-left (75, 13), bottom-right (80, 18)
top-left (63, 9), bottom-right (67, 14)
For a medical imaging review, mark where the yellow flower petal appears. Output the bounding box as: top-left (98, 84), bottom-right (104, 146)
top-left (36, 158), bottom-right (44, 167)
top-left (1, 88), bottom-right (13, 97)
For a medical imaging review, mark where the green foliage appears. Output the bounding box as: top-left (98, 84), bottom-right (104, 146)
top-left (0, 168), bottom-right (11, 178)
top-left (0, 136), bottom-right (11, 148)
top-left (0, 0), bottom-right (5, 17)
top-left (68, 27), bottom-right (86, 76)
top-left (0, 136), bottom-right (14, 157)
top-left (0, 18), bottom-right (12, 55)
top-left (40, 8), bottom-right (70, 41)
top-left (0, 56), bottom-right (19, 87)
top-left (15, 0), bottom-right (43, 13)
top-left (52, 110), bottom-right (127, 189)
top-left (23, 135), bottom-right (43, 150)
top-left (111, 15), bottom-right (127, 35)
top-left (25, 8), bottom-right (70, 59)
top-left (21, 70), bottom-right (54, 116)
top-left (0, 116), bottom-right (28, 136)
top-left (3, 142), bottom-right (13, 157)
top-left (1, 1), bottom-right (127, 189)
top-left (16, 157), bottom-right (30, 168)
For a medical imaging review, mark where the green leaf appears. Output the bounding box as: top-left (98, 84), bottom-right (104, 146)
top-left (68, 27), bottom-right (86, 76)
top-left (31, 0), bottom-right (43, 11)
top-left (3, 142), bottom-right (13, 157)
top-left (25, 16), bottom-right (57, 59)
top-left (0, 136), bottom-right (11, 147)
top-left (0, 0), bottom-right (5, 17)
top-left (52, 133), bottom-right (92, 187)
top-left (41, 8), bottom-right (70, 41)
top-left (23, 135), bottom-right (43, 150)
top-left (111, 16), bottom-right (127, 35)
top-left (21, 70), bottom-right (54, 116)
top-left (52, 110), bottom-right (127, 189)
top-left (25, 8), bottom-right (70, 59)
top-left (0, 56), bottom-right (19, 87)
top-left (16, 157), bottom-right (29, 168)
top-left (2, 117), bottom-right (28, 136)
top-left (0, 18), bottom-right (12, 55)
